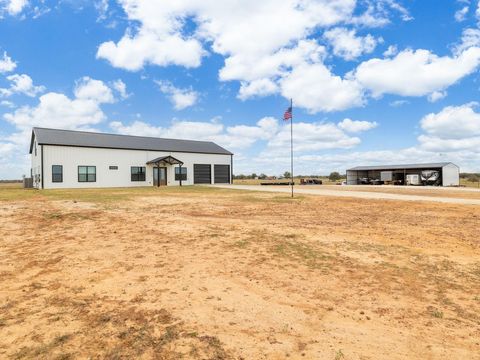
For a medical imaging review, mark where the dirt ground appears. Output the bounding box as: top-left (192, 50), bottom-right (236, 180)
top-left (1, 186), bottom-right (479, 359)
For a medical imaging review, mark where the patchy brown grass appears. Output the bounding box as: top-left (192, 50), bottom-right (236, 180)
top-left (0, 186), bottom-right (479, 359)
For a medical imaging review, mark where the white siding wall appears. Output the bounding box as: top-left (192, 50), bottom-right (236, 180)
top-left (442, 163), bottom-right (460, 186)
top-left (42, 145), bottom-right (231, 189)
top-left (30, 137), bottom-right (42, 189)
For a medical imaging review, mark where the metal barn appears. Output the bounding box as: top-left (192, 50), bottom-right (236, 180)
top-left (346, 162), bottom-right (459, 187)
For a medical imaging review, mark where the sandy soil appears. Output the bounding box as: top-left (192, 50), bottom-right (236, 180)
top-left (0, 187), bottom-right (479, 359)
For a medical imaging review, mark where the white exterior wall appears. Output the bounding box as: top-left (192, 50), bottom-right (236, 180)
top-left (30, 138), bottom-right (42, 189)
top-left (41, 145), bottom-right (231, 189)
top-left (442, 163), bottom-right (460, 186)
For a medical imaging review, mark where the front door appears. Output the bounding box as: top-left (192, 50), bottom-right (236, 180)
top-left (153, 167), bottom-right (167, 186)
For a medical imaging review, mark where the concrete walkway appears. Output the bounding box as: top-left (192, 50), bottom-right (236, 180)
top-left (210, 184), bottom-right (480, 206)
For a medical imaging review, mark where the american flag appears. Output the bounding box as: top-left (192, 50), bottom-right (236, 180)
top-left (283, 106), bottom-right (292, 121)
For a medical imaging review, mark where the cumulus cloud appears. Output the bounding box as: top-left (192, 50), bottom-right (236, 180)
top-left (1, 0), bottom-right (28, 16)
top-left (352, 47), bottom-right (480, 98)
top-left (1, 77), bottom-right (119, 169)
top-left (155, 80), bottom-right (199, 110)
top-left (0, 74), bottom-right (45, 97)
top-left (110, 116), bottom-right (279, 150)
top-left (0, 51), bottom-right (16, 73)
top-left (323, 27), bottom-right (379, 61)
top-left (74, 76), bottom-right (115, 103)
top-left (110, 114), bottom-right (374, 154)
top-left (97, 0), bottom-right (407, 112)
top-left (427, 90), bottom-right (447, 103)
top-left (418, 102), bottom-right (480, 151)
top-left (111, 79), bottom-right (129, 99)
top-left (338, 118), bottom-right (378, 132)
top-left (454, 6), bottom-right (469, 22)
top-left (281, 63), bottom-right (364, 113)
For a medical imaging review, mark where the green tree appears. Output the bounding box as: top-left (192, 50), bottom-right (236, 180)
top-left (329, 171), bottom-right (341, 182)
top-left (283, 171), bottom-right (291, 178)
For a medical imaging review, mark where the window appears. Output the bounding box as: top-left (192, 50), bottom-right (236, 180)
top-left (52, 165), bottom-right (63, 183)
top-left (175, 166), bottom-right (187, 181)
top-left (131, 166), bottom-right (146, 181)
top-left (34, 142), bottom-right (37, 156)
top-left (78, 166), bottom-right (96, 182)
top-left (109, 166), bottom-right (118, 170)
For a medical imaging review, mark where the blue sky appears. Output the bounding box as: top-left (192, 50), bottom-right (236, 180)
top-left (1, 0), bottom-right (480, 178)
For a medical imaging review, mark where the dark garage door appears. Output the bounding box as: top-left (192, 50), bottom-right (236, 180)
top-left (194, 164), bottom-right (211, 184)
top-left (214, 165), bottom-right (230, 184)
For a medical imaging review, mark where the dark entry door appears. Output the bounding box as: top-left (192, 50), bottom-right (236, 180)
top-left (214, 165), bottom-right (230, 183)
top-left (153, 167), bottom-right (167, 186)
top-left (193, 164), bottom-right (211, 184)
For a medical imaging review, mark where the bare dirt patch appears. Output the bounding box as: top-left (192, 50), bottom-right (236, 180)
top-left (1, 187), bottom-right (479, 359)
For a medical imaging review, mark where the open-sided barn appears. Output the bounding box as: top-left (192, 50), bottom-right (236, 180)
top-left (346, 162), bottom-right (459, 187)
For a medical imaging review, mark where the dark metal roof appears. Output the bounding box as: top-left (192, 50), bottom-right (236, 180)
top-left (347, 162), bottom-right (457, 171)
top-left (147, 155), bottom-right (184, 165)
top-left (30, 127), bottom-right (233, 155)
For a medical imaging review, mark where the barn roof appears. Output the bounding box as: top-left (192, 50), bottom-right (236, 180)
top-left (30, 127), bottom-right (233, 155)
top-left (347, 163), bottom-right (457, 171)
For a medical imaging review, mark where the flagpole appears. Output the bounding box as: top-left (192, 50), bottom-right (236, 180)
top-left (290, 98), bottom-right (294, 198)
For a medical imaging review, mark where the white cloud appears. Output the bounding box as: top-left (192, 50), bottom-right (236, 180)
top-left (455, 28), bottom-right (480, 54)
top-left (111, 79), bottom-right (129, 99)
top-left (1, 0), bottom-right (28, 15)
top-left (1, 78), bottom-right (118, 179)
top-left (0, 51), bottom-right (16, 73)
top-left (383, 45), bottom-right (398, 57)
top-left (155, 80), bottom-right (199, 110)
top-left (97, 1), bottom-right (400, 112)
top-left (110, 114), bottom-right (375, 155)
top-left (74, 76), bottom-right (115, 103)
top-left (454, 6), bottom-right (469, 22)
top-left (238, 79), bottom-right (278, 101)
top-left (353, 47), bottom-right (480, 98)
top-left (324, 27), bottom-right (379, 61)
top-left (338, 118), bottom-right (378, 132)
top-left (266, 122), bottom-right (361, 154)
top-left (418, 102), bottom-right (480, 151)
top-left (389, 99), bottom-right (409, 107)
top-left (427, 90), bottom-right (447, 103)
top-left (281, 63), bottom-right (364, 113)
top-left (0, 100), bottom-right (15, 108)
top-left (0, 74), bottom-right (45, 97)
top-left (420, 102), bottom-right (480, 139)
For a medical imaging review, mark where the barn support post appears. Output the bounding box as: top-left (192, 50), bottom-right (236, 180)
top-left (157, 163), bottom-right (160, 187)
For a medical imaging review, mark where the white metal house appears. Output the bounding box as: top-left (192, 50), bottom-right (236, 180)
top-left (30, 127), bottom-right (233, 189)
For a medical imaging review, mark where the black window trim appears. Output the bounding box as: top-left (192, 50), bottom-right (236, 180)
top-left (131, 166), bottom-right (146, 182)
top-left (78, 165), bottom-right (96, 183)
top-left (52, 165), bottom-right (63, 183)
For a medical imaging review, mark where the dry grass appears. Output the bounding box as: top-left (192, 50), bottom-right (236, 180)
top-left (1, 186), bottom-right (479, 359)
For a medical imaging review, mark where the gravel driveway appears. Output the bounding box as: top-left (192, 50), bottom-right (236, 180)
top-left (211, 184), bottom-right (480, 205)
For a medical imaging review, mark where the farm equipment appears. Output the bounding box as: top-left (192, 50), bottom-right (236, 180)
top-left (421, 170), bottom-right (441, 186)
top-left (300, 178), bottom-right (322, 185)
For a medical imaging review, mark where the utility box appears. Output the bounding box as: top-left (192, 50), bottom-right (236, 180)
top-left (406, 174), bottom-right (420, 185)
top-left (380, 171), bottom-right (392, 182)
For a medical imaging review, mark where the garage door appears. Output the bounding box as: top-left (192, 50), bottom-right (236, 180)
top-left (194, 164), bottom-right (211, 184)
top-left (214, 165), bottom-right (230, 184)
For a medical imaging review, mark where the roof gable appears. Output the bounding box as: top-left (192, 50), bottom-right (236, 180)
top-left (31, 127), bottom-right (233, 155)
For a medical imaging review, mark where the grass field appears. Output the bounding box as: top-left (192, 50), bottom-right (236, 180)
top-left (1, 185), bottom-right (479, 359)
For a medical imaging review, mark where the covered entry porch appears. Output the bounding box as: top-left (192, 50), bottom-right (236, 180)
top-left (146, 155), bottom-right (185, 187)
